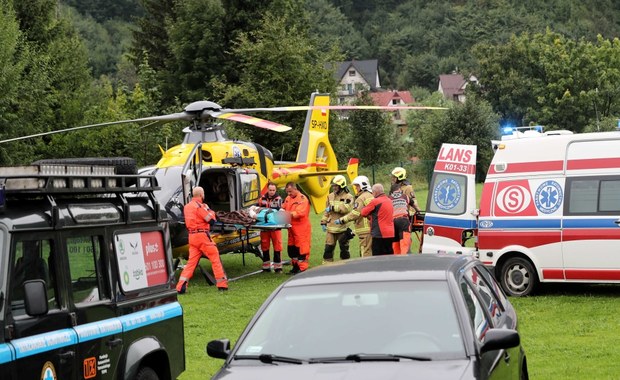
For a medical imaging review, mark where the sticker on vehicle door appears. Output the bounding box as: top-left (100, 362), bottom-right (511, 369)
top-left (433, 177), bottom-right (462, 210)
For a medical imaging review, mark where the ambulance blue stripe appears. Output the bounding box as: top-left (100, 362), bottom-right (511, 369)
top-left (478, 219), bottom-right (562, 229)
top-left (424, 215), bottom-right (477, 229)
top-left (563, 218), bottom-right (619, 228)
top-left (0, 344), bottom-right (14, 364)
top-left (75, 318), bottom-right (123, 343)
top-left (119, 302), bottom-right (183, 332)
top-left (12, 329), bottom-right (77, 359)
top-left (477, 218), bottom-right (619, 229)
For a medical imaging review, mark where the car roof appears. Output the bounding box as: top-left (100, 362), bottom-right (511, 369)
top-left (284, 254), bottom-right (476, 287)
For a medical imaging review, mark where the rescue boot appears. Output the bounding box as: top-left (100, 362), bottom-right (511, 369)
top-left (176, 281), bottom-right (188, 294)
top-left (322, 244), bottom-right (336, 261)
top-left (340, 240), bottom-right (351, 260)
top-left (261, 250), bottom-right (272, 272)
top-left (261, 260), bottom-right (272, 272)
top-left (298, 254), bottom-right (309, 272)
top-left (273, 251), bottom-right (282, 273)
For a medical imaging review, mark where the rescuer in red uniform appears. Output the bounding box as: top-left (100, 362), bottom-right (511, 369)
top-left (176, 186), bottom-right (228, 293)
top-left (257, 182), bottom-right (283, 272)
top-left (281, 182), bottom-right (312, 273)
top-left (361, 183), bottom-right (395, 255)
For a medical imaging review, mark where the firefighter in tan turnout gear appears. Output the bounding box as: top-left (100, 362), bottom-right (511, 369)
top-left (336, 175), bottom-right (374, 257)
top-left (320, 175), bottom-right (354, 262)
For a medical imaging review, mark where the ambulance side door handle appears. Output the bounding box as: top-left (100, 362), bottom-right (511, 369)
top-left (615, 219), bottom-right (620, 225)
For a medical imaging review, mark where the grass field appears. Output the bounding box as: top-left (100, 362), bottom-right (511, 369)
top-left (176, 182), bottom-right (620, 379)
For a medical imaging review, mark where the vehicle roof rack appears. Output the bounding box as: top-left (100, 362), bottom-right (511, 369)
top-left (0, 164), bottom-right (159, 195)
top-left (0, 164), bottom-right (163, 224)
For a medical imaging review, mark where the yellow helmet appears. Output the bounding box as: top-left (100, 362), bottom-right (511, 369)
top-left (391, 167), bottom-right (407, 181)
top-left (332, 175), bottom-right (347, 189)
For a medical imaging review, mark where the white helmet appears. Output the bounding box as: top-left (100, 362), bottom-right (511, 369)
top-left (352, 175), bottom-right (371, 192)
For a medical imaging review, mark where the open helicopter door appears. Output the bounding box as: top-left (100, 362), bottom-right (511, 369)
top-left (421, 143), bottom-right (478, 255)
top-left (181, 143), bottom-right (204, 203)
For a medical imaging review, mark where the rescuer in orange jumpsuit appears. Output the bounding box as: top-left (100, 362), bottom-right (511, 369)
top-left (257, 182), bottom-right (283, 272)
top-left (281, 182), bottom-right (312, 273)
top-left (176, 186), bottom-right (228, 293)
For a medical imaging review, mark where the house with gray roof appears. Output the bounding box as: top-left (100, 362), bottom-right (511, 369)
top-left (332, 59), bottom-right (381, 104)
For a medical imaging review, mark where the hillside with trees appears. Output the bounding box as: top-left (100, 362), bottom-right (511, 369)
top-left (2, 0), bottom-right (620, 172)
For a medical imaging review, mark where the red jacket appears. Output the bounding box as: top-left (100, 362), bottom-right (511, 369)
top-left (361, 193), bottom-right (394, 238)
top-left (258, 193), bottom-right (282, 209)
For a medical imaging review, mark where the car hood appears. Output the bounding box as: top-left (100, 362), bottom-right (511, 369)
top-left (213, 360), bottom-right (472, 380)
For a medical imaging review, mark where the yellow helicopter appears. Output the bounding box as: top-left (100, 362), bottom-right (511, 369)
top-left (0, 92), bottom-right (443, 260)
top-left (142, 92), bottom-right (359, 259)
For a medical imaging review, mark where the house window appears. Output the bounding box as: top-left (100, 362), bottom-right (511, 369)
top-left (347, 83), bottom-right (353, 94)
top-left (348, 70), bottom-right (356, 76)
top-left (392, 99), bottom-right (400, 105)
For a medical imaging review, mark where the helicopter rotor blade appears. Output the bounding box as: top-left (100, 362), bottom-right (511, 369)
top-left (211, 112), bottom-right (291, 132)
top-left (0, 112), bottom-right (195, 145)
top-left (220, 105), bottom-right (447, 113)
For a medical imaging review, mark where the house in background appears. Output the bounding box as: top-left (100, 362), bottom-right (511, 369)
top-left (438, 73), bottom-right (478, 103)
top-left (370, 90), bottom-right (414, 135)
top-left (332, 59), bottom-right (381, 104)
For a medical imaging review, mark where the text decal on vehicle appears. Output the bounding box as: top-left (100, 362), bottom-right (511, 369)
top-left (434, 144), bottom-right (477, 174)
top-left (115, 230), bottom-right (168, 292)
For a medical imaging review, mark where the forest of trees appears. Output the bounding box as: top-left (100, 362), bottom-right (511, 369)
top-left (2, 0), bottom-right (620, 174)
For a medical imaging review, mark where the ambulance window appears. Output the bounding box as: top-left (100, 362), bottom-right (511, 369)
top-left (10, 239), bottom-right (58, 316)
top-left (568, 179), bottom-right (598, 213)
top-left (428, 173), bottom-right (467, 215)
top-left (568, 178), bottom-right (620, 214)
top-left (67, 236), bottom-right (109, 304)
top-left (599, 180), bottom-right (620, 212)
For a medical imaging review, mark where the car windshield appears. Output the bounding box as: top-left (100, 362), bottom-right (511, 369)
top-left (234, 281), bottom-right (466, 362)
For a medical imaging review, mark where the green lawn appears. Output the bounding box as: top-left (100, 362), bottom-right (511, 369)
top-left (177, 184), bottom-right (620, 379)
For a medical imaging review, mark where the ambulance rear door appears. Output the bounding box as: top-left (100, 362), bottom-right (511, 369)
top-left (421, 143), bottom-right (478, 255)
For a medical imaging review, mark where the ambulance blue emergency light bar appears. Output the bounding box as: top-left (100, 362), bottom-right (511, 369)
top-left (500, 125), bottom-right (544, 140)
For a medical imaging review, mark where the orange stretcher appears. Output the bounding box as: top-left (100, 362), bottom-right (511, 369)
top-left (412, 211), bottom-right (425, 253)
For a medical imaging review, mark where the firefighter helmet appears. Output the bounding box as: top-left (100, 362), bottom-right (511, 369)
top-left (391, 167), bottom-right (407, 181)
top-left (352, 175), bottom-right (371, 192)
top-left (332, 175), bottom-right (347, 189)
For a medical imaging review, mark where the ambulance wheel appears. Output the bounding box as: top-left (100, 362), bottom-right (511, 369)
top-left (135, 366), bottom-right (159, 380)
top-left (500, 257), bottom-right (538, 297)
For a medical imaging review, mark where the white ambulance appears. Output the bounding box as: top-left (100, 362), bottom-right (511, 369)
top-left (421, 131), bottom-right (620, 296)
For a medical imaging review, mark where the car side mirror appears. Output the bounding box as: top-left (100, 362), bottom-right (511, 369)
top-left (480, 329), bottom-right (520, 354)
top-left (23, 279), bottom-right (48, 317)
top-left (206, 339), bottom-right (231, 359)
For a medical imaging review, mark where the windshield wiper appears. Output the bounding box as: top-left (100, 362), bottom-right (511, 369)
top-left (309, 353), bottom-right (431, 363)
top-left (233, 354), bottom-right (304, 365)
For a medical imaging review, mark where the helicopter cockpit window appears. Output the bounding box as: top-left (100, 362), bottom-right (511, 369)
top-left (240, 173), bottom-right (260, 207)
